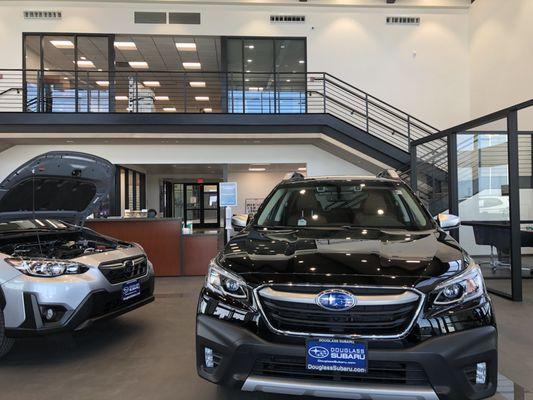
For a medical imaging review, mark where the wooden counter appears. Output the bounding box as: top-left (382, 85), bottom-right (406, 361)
top-left (86, 219), bottom-right (182, 277)
top-left (85, 219), bottom-right (222, 277)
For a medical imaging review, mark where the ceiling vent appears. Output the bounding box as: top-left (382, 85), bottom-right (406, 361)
top-left (169, 12), bottom-right (200, 24)
top-left (270, 15), bottom-right (306, 23)
top-left (134, 11), bottom-right (167, 24)
top-left (23, 10), bottom-right (62, 19)
top-left (386, 16), bottom-right (420, 25)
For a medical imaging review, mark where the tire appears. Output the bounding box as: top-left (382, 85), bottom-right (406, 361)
top-left (0, 309), bottom-right (14, 359)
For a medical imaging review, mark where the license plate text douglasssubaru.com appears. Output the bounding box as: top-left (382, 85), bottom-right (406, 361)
top-left (121, 280), bottom-right (141, 301)
top-left (306, 338), bottom-right (368, 373)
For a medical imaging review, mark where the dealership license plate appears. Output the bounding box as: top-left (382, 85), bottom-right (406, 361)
top-left (306, 338), bottom-right (367, 373)
top-left (121, 280), bottom-right (141, 301)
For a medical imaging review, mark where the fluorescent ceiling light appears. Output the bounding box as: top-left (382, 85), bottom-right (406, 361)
top-left (50, 40), bottom-right (74, 49)
top-left (247, 45), bottom-right (254, 49)
top-left (298, 167), bottom-right (307, 171)
top-left (77, 60), bottom-right (95, 68)
top-left (143, 81), bottom-right (160, 87)
top-left (163, 107), bottom-right (176, 112)
top-left (182, 62), bottom-right (201, 70)
top-left (195, 96), bottom-right (209, 101)
top-left (129, 61), bottom-right (149, 69)
top-left (247, 59), bottom-right (253, 63)
top-left (202, 108), bottom-right (213, 113)
top-left (155, 96), bottom-right (169, 101)
top-left (249, 167), bottom-right (266, 172)
top-left (114, 41), bottom-right (137, 50)
top-left (176, 43), bottom-right (197, 51)
top-left (298, 60), bottom-right (305, 64)
top-left (115, 96), bottom-right (128, 101)
top-left (248, 87), bottom-right (264, 92)
top-left (96, 81), bottom-right (109, 87)
top-left (189, 81), bottom-right (206, 88)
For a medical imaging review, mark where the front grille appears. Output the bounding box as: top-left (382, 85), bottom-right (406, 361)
top-left (99, 256), bottom-right (148, 284)
top-left (253, 356), bottom-right (429, 386)
top-left (257, 286), bottom-right (421, 337)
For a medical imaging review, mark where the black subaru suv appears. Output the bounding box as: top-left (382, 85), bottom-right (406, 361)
top-left (196, 173), bottom-right (497, 400)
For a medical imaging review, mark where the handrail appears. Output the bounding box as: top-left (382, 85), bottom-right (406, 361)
top-left (324, 72), bottom-right (438, 132)
top-left (412, 98), bottom-right (533, 146)
top-left (0, 87), bottom-right (22, 96)
top-left (307, 89), bottom-right (411, 142)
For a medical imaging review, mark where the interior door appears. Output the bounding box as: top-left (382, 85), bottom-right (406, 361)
top-left (184, 183), bottom-right (220, 228)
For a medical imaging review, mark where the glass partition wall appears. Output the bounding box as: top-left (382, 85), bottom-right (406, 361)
top-left (410, 101), bottom-right (533, 301)
top-left (22, 34), bottom-right (306, 113)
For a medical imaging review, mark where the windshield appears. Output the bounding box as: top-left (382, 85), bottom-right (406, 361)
top-left (0, 219), bottom-right (70, 233)
top-left (255, 181), bottom-right (433, 230)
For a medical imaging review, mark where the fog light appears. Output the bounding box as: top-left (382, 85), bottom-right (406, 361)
top-left (204, 347), bottom-right (214, 368)
top-left (476, 362), bottom-right (487, 384)
top-left (44, 308), bottom-right (55, 321)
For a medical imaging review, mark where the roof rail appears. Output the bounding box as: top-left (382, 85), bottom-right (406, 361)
top-left (376, 169), bottom-right (401, 180)
top-left (283, 171), bottom-right (306, 181)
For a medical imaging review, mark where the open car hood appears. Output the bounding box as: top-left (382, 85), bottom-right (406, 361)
top-left (0, 151), bottom-right (114, 225)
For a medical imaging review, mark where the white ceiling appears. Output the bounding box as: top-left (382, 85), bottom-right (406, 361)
top-left (18, 0), bottom-right (471, 8)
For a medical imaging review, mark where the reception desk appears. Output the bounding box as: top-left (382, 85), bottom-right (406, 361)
top-left (85, 219), bottom-right (220, 277)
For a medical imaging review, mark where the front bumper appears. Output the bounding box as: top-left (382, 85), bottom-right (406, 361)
top-left (4, 275), bottom-right (155, 338)
top-left (196, 315), bottom-right (498, 400)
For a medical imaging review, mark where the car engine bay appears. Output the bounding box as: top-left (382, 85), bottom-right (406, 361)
top-left (0, 231), bottom-right (122, 260)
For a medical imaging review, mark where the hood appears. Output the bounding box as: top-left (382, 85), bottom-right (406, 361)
top-left (0, 151), bottom-right (114, 224)
top-left (218, 227), bottom-right (466, 291)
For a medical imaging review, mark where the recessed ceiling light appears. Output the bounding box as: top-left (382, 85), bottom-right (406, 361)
top-left (129, 61), bottom-right (149, 69)
top-left (50, 40), bottom-right (74, 49)
top-left (247, 45), bottom-right (255, 49)
top-left (189, 81), bottom-right (206, 88)
top-left (249, 167), bottom-right (266, 172)
top-left (163, 107), bottom-right (176, 112)
top-left (114, 41), bottom-right (137, 50)
top-left (143, 81), bottom-right (160, 87)
top-left (299, 60), bottom-right (305, 64)
top-left (247, 59), bottom-right (253, 63)
top-left (155, 96), bottom-right (169, 101)
top-left (176, 43), bottom-right (197, 51)
top-left (195, 96), bottom-right (209, 101)
top-left (77, 60), bottom-right (95, 68)
top-left (245, 78), bottom-right (250, 82)
top-left (286, 79), bottom-right (291, 82)
top-left (96, 81), bottom-right (109, 87)
top-left (245, 70), bottom-right (251, 73)
top-left (202, 108), bottom-right (213, 113)
top-left (182, 62), bottom-right (201, 70)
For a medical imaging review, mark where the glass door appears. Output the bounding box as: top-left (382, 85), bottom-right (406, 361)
top-left (184, 183), bottom-right (220, 228)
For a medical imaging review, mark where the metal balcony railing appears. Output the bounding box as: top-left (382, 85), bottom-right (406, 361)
top-left (0, 69), bottom-right (438, 151)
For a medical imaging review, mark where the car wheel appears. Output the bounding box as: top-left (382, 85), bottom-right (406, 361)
top-left (0, 309), bottom-right (14, 359)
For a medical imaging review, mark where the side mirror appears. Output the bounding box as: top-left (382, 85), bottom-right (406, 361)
top-left (436, 213), bottom-right (461, 231)
top-left (246, 213), bottom-right (255, 226)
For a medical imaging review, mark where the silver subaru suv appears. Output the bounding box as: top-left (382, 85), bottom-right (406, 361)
top-left (0, 151), bottom-right (155, 358)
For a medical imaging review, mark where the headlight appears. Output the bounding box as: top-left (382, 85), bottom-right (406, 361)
top-left (5, 258), bottom-right (89, 277)
top-left (433, 260), bottom-right (485, 305)
top-left (206, 260), bottom-right (248, 299)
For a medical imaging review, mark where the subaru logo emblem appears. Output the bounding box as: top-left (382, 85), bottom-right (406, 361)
top-left (316, 289), bottom-right (357, 311)
top-left (308, 346), bottom-right (329, 359)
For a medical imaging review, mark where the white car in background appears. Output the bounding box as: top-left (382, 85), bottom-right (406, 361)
top-left (0, 152), bottom-right (154, 358)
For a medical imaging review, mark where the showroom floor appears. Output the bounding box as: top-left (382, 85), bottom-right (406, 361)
top-left (0, 277), bottom-right (531, 400)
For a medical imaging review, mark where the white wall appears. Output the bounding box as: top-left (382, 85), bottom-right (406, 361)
top-left (0, 142), bottom-right (371, 181)
top-left (469, 0), bottom-right (533, 124)
top-left (227, 171), bottom-right (289, 215)
top-left (0, 1), bottom-right (470, 128)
